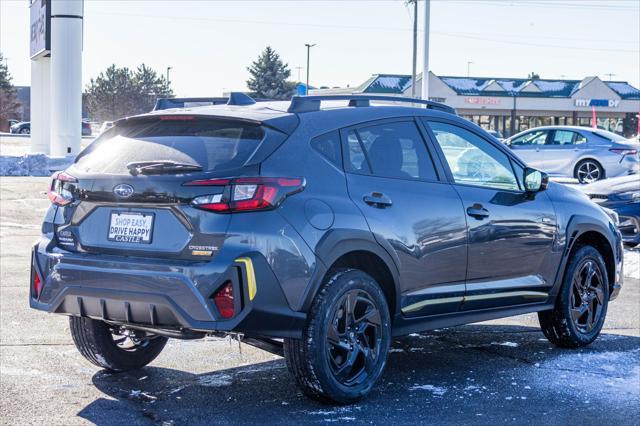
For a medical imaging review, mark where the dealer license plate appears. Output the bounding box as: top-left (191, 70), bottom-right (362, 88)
top-left (107, 212), bottom-right (154, 244)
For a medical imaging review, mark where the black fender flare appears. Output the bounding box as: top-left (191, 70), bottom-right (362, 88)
top-left (550, 213), bottom-right (620, 299)
top-left (297, 228), bottom-right (402, 315)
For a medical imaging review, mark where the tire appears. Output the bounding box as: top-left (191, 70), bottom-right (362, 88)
top-left (19, 127), bottom-right (30, 135)
top-left (538, 245), bottom-right (609, 348)
top-left (69, 317), bottom-right (168, 372)
top-left (575, 159), bottom-right (604, 184)
top-left (284, 269), bottom-right (391, 404)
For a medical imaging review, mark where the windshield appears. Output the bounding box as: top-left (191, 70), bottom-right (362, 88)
top-left (74, 117), bottom-right (264, 174)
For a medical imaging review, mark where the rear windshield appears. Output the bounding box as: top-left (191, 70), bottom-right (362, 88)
top-left (592, 129), bottom-right (627, 142)
top-left (74, 117), bottom-right (264, 174)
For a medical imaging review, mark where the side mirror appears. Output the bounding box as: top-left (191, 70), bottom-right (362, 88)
top-left (523, 168), bottom-right (549, 192)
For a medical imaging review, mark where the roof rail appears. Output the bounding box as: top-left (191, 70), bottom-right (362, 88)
top-left (287, 95), bottom-right (456, 114)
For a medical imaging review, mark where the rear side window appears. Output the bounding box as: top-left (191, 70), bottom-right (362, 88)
top-left (345, 121), bottom-right (438, 181)
top-left (75, 117), bottom-right (264, 174)
top-left (311, 131), bottom-right (342, 167)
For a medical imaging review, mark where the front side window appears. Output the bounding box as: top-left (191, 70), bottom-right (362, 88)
top-left (427, 121), bottom-right (520, 191)
top-left (347, 121), bottom-right (438, 181)
top-left (510, 130), bottom-right (548, 146)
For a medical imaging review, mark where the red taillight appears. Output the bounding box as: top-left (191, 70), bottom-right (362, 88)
top-left (185, 177), bottom-right (304, 213)
top-left (213, 281), bottom-right (235, 319)
top-left (609, 148), bottom-right (638, 156)
top-left (48, 171), bottom-right (78, 206)
top-left (33, 273), bottom-right (42, 299)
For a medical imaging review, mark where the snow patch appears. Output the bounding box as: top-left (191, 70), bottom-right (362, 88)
top-left (408, 384), bottom-right (447, 396)
top-left (491, 341), bottom-right (519, 348)
top-left (198, 373), bottom-right (233, 387)
top-left (0, 154), bottom-right (74, 176)
top-left (624, 249), bottom-right (639, 279)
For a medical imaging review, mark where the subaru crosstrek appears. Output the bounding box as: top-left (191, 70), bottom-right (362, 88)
top-left (30, 94), bottom-right (624, 404)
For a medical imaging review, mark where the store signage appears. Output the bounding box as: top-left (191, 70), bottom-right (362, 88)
top-left (574, 99), bottom-right (620, 108)
top-left (30, 0), bottom-right (50, 59)
top-left (464, 97), bottom-right (501, 105)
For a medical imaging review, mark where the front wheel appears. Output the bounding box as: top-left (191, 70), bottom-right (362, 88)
top-left (284, 269), bottom-right (391, 404)
top-left (70, 317), bottom-right (168, 371)
top-left (538, 245), bottom-right (609, 348)
top-left (575, 159), bottom-right (604, 184)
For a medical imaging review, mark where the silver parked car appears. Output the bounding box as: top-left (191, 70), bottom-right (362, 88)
top-left (505, 126), bottom-right (639, 183)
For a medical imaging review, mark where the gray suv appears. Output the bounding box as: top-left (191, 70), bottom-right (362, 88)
top-left (505, 126), bottom-right (639, 184)
top-left (30, 94), bottom-right (624, 403)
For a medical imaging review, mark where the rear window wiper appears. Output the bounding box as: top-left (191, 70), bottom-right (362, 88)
top-left (127, 161), bottom-right (203, 176)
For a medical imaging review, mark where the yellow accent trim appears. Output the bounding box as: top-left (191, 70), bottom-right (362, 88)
top-left (236, 257), bottom-right (257, 300)
top-left (402, 296), bottom-right (464, 314)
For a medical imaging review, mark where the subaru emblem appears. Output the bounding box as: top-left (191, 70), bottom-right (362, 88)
top-left (113, 184), bottom-right (134, 198)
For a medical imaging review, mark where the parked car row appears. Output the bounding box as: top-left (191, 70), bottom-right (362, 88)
top-left (499, 126), bottom-right (638, 184)
top-left (9, 121), bottom-right (93, 136)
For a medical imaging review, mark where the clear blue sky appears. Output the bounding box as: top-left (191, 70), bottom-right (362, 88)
top-left (2, 0), bottom-right (639, 96)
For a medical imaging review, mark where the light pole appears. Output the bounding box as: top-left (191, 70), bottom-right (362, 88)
top-left (166, 66), bottom-right (172, 84)
top-left (410, 0), bottom-right (418, 98)
top-left (467, 61), bottom-right (473, 77)
top-left (305, 43), bottom-right (316, 95)
top-left (421, 0), bottom-right (430, 101)
top-left (295, 66), bottom-right (303, 83)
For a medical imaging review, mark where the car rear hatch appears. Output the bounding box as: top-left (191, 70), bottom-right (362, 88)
top-left (50, 114), bottom-right (291, 260)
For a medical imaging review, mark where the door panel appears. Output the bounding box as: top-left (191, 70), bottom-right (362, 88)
top-left (346, 174), bottom-right (468, 316)
top-left (341, 120), bottom-right (468, 317)
top-left (425, 120), bottom-right (558, 310)
top-left (508, 130), bottom-right (548, 170)
top-left (540, 129), bottom-right (586, 175)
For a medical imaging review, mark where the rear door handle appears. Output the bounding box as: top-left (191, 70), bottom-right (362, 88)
top-left (466, 203), bottom-right (490, 219)
top-left (363, 192), bottom-right (393, 208)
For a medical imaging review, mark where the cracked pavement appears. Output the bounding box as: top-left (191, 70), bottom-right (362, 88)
top-left (1, 177), bottom-right (639, 425)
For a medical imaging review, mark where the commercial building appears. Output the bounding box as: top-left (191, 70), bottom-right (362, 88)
top-left (311, 72), bottom-right (640, 138)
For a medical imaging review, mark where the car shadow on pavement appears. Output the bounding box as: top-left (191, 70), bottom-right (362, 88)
top-left (78, 324), bottom-right (640, 425)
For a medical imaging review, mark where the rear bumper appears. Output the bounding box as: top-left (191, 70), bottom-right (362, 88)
top-left (29, 240), bottom-right (305, 338)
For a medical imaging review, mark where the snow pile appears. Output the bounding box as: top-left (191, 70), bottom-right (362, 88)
top-left (624, 249), bottom-right (639, 279)
top-left (0, 154), bottom-right (74, 176)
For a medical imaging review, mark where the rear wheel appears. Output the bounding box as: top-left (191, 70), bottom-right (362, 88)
top-left (284, 269), bottom-right (391, 404)
top-left (575, 159), bottom-right (603, 184)
top-left (19, 127), bottom-right (30, 135)
top-left (70, 317), bottom-right (168, 371)
top-left (538, 245), bottom-right (609, 348)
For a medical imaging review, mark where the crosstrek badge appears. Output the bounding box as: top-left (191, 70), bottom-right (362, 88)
top-left (188, 245), bottom-right (218, 256)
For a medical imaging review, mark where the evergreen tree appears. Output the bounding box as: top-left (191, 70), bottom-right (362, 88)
top-left (246, 47), bottom-right (294, 100)
top-left (0, 52), bottom-right (21, 132)
top-left (85, 64), bottom-right (173, 122)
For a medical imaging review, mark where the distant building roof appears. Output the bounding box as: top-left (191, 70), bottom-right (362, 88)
top-left (323, 74), bottom-right (640, 100)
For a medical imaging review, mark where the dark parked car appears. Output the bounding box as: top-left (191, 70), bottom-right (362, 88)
top-left (10, 121), bottom-right (92, 136)
top-left (582, 175), bottom-right (640, 247)
top-left (30, 94), bottom-right (623, 404)
top-left (10, 121), bottom-right (30, 134)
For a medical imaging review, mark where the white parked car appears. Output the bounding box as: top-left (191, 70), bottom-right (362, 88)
top-left (504, 126), bottom-right (639, 183)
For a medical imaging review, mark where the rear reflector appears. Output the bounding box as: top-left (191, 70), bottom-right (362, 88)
top-left (186, 177), bottom-right (304, 213)
top-left (213, 281), bottom-right (235, 319)
top-left (33, 272), bottom-right (42, 299)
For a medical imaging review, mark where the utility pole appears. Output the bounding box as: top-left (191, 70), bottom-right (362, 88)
top-left (411, 0), bottom-right (418, 98)
top-left (421, 0), bottom-right (431, 101)
top-left (605, 73), bottom-right (616, 81)
top-left (295, 66), bottom-right (303, 83)
top-left (305, 43), bottom-right (316, 95)
top-left (467, 61), bottom-right (473, 77)
top-left (166, 66), bottom-right (172, 84)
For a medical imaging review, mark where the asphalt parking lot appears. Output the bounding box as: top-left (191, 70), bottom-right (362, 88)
top-left (1, 177), bottom-right (638, 425)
